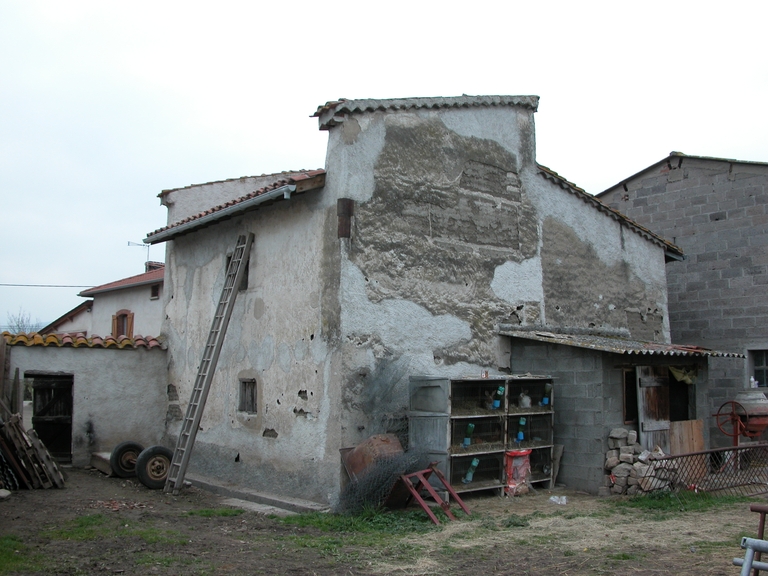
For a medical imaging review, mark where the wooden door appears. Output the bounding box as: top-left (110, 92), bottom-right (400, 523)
top-left (31, 374), bottom-right (73, 462)
top-left (636, 366), bottom-right (670, 452)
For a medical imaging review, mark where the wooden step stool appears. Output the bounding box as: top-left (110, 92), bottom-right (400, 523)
top-left (399, 462), bottom-right (470, 525)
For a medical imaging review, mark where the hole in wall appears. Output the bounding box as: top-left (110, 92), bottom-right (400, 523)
top-left (310, 334), bottom-right (314, 341)
top-left (235, 452), bottom-right (240, 462)
top-left (298, 390), bottom-right (308, 400)
top-left (263, 428), bottom-right (278, 438)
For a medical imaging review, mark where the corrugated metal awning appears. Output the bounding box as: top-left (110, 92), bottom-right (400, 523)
top-left (498, 328), bottom-right (744, 358)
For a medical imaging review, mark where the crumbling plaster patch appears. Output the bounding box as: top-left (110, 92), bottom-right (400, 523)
top-left (343, 116), bottom-right (540, 365)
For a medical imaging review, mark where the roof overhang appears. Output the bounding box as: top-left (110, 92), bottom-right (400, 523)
top-left (498, 326), bottom-right (745, 358)
top-left (145, 171), bottom-right (325, 244)
top-left (79, 277), bottom-right (161, 297)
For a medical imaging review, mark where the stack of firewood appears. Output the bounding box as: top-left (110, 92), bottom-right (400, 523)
top-left (0, 412), bottom-right (64, 490)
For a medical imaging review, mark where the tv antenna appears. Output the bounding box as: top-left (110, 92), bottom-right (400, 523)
top-left (128, 241), bottom-right (151, 262)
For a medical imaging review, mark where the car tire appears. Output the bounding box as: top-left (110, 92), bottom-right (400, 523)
top-left (109, 441), bottom-right (144, 478)
top-left (135, 445), bottom-right (174, 490)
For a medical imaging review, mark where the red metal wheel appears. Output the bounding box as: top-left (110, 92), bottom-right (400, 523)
top-left (715, 401), bottom-right (749, 438)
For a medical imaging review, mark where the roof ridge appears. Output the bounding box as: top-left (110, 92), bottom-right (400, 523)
top-left (79, 267), bottom-right (164, 297)
top-left (313, 95), bottom-right (539, 130)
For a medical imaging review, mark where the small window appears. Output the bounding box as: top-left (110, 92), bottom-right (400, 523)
top-left (753, 350), bottom-right (768, 387)
top-left (112, 310), bottom-right (134, 338)
top-left (150, 284), bottom-right (160, 300)
top-left (239, 379), bottom-right (257, 413)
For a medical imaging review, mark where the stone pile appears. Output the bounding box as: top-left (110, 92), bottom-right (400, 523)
top-left (599, 427), bottom-right (670, 497)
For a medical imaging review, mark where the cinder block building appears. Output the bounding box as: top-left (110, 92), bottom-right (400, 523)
top-left (598, 152), bottom-right (768, 446)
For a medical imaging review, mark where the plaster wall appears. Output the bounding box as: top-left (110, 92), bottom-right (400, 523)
top-left (323, 104), bottom-right (672, 449)
top-left (600, 158), bottom-right (763, 445)
top-left (161, 191), bottom-right (344, 505)
top-left (89, 285), bottom-right (164, 337)
top-left (8, 346), bottom-right (167, 466)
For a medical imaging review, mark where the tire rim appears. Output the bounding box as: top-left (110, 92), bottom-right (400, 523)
top-left (119, 452), bottom-right (138, 469)
top-left (146, 455), bottom-right (170, 481)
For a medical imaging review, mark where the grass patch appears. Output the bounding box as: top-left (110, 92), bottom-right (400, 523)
top-left (502, 514), bottom-right (531, 528)
top-left (609, 492), bottom-right (753, 514)
top-left (0, 535), bottom-right (41, 575)
top-left (44, 513), bottom-right (108, 540)
top-left (43, 513), bottom-right (186, 546)
top-left (188, 508), bottom-right (244, 518)
top-left (279, 507), bottom-right (441, 534)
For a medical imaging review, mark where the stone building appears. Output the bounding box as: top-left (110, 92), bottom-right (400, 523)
top-left (145, 97), bottom-right (736, 501)
top-left (598, 153), bottom-right (767, 446)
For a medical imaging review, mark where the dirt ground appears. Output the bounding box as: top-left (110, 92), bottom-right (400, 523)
top-left (0, 467), bottom-right (762, 575)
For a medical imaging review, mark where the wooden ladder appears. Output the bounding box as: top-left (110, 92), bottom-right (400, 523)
top-left (164, 233), bottom-right (253, 495)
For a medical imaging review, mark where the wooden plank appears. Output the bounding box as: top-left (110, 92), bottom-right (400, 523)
top-left (642, 420), bottom-right (671, 432)
top-left (669, 420), bottom-right (705, 455)
top-left (3, 415), bottom-right (50, 488)
top-left (669, 419), bottom-right (706, 485)
top-left (0, 435), bottom-right (32, 489)
top-left (26, 429), bottom-right (65, 488)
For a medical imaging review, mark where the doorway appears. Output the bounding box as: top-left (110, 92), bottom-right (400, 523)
top-left (624, 366), bottom-right (694, 452)
top-left (28, 372), bottom-right (73, 463)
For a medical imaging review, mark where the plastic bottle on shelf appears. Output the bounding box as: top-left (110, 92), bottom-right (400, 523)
top-left (462, 457), bottom-right (480, 483)
top-left (516, 417), bottom-right (526, 442)
top-left (540, 382), bottom-right (553, 406)
top-left (462, 423), bottom-right (475, 448)
top-left (492, 385), bottom-right (505, 409)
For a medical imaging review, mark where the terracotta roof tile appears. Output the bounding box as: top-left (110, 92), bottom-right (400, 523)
top-left (145, 169), bottom-right (326, 243)
top-left (158, 170), bottom-right (319, 197)
top-left (313, 95), bottom-right (540, 130)
top-left (79, 266), bottom-right (164, 297)
top-left (2, 331), bottom-right (164, 350)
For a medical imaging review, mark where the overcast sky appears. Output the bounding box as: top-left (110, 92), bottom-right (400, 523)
top-left (1, 1), bottom-right (766, 331)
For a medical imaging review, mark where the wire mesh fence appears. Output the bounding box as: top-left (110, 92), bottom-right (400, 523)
top-left (637, 443), bottom-right (768, 503)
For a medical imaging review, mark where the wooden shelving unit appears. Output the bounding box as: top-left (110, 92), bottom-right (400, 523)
top-left (408, 374), bottom-right (554, 494)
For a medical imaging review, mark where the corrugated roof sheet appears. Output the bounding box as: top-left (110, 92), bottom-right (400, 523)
top-left (79, 266), bottom-right (164, 297)
top-left (498, 328), bottom-right (744, 358)
top-left (2, 331), bottom-right (164, 350)
top-left (145, 169), bottom-right (326, 244)
top-left (537, 164), bottom-right (684, 261)
top-left (313, 95), bottom-right (540, 130)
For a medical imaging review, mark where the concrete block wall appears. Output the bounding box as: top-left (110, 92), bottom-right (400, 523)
top-left (600, 158), bottom-right (766, 445)
top-left (509, 337), bottom-right (713, 490)
top-left (510, 339), bottom-right (607, 493)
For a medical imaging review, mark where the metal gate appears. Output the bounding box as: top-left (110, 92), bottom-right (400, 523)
top-left (30, 373), bottom-right (73, 463)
